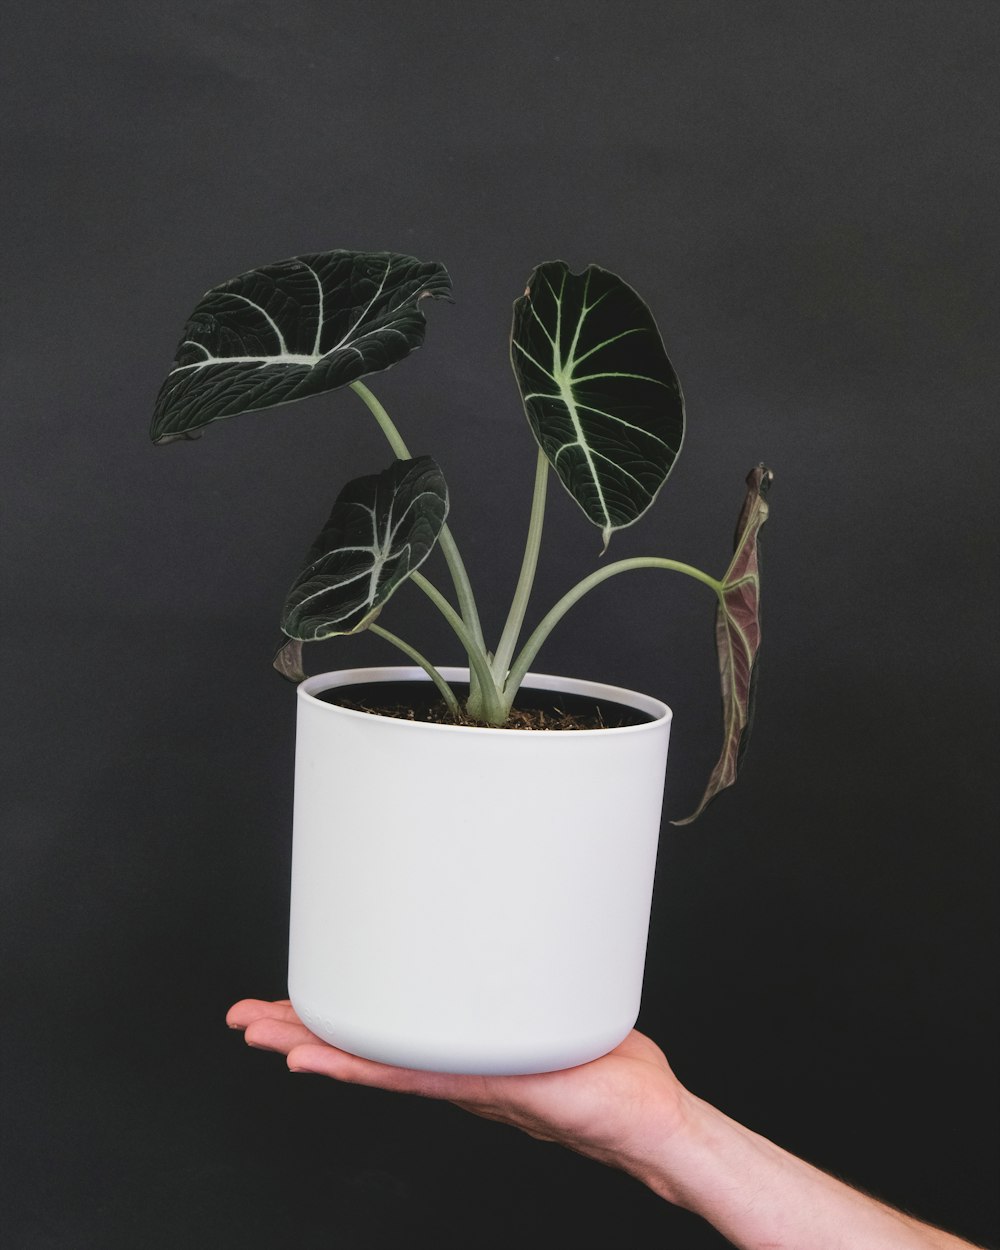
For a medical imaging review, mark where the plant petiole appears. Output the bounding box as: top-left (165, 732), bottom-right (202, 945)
top-left (409, 573), bottom-right (505, 723)
top-left (491, 446), bottom-right (548, 683)
top-left (349, 380), bottom-right (487, 653)
top-left (505, 557), bottom-right (723, 698)
top-left (368, 624), bottom-right (461, 716)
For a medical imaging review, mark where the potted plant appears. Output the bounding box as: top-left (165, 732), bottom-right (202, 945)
top-left (152, 250), bottom-right (772, 1074)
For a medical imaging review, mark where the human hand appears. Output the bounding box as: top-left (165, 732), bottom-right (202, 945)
top-left (227, 1000), bottom-right (983, 1248)
top-left (226, 998), bottom-right (690, 1177)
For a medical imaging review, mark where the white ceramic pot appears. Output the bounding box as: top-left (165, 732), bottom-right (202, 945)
top-left (287, 666), bottom-right (672, 1075)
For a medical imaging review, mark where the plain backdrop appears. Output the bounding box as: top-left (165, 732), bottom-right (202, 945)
top-left (2, 2), bottom-right (997, 1247)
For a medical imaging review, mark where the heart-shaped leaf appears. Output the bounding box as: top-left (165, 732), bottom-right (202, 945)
top-left (674, 465), bottom-right (773, 826)
top-left (280, 456), bottom-right (449, 642)
top-left (510, 262), bottom-right (685, 549)
top-left (151, 251), bottom-right (451, 443)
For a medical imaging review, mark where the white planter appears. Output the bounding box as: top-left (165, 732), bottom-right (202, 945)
top-left (287, 666), bottom-right (672, 1075)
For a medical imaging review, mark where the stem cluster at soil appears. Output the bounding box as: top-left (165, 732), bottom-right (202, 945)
top-left (351, 381), bottom-right (722, 726)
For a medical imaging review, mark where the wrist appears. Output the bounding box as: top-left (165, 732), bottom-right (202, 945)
top-left (616, 1084), bottom-right (715, 1208)
top-left (619, 1092), bottom-right (977, 1250)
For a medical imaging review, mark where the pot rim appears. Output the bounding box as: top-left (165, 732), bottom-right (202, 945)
top-left (297, 666), bottom-right (671, 736)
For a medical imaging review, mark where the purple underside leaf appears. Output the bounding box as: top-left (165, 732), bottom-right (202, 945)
top-left (673, 464), bottom-right (773, 826)
top-left (273, 638), bottom-right (305, 683)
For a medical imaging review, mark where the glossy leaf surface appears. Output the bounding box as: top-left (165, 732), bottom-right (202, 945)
top-left (510, 261), bottom-right (684, 549)
top-left (281, 457), bottom-right (448, 641)
top-left (151, 251), bottom-right (451, 442)
top-left (675, 465), bottom-right (773, 825)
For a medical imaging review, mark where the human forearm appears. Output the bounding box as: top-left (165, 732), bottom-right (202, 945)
top-left (619, 1089), bottom-right (978, 1250)
top-left (228, 1005), bottom-right (982, 1249)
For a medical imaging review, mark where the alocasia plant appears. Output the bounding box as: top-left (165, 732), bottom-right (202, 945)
top-left (151, 250), bottom-right (772, 822)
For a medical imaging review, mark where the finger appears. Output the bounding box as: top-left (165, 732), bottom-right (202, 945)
top-left (285, 1043), bottom-right (496, 1104)
top-left (243, 1018), bottom-right (321, 1054)
top-left (227, 998), bottom-right (299, 1030)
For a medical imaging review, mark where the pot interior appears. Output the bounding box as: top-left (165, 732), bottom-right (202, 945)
top-left (316, 679), bottom-right (654, 729)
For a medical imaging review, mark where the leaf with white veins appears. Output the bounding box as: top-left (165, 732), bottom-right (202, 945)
top-left (674, 465), bottom-right (772, 825)
top-left (281, 457), bottom-right (448, 641)
top-left (151, 251), bottom-right (451, 443)
top-left (510, 261), bottom-right (684, 549)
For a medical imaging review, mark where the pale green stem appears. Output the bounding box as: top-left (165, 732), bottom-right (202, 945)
top-left (349, 380), bottom-right (485, 650)
top-left (491, 446), bottom-right (549, 683)
top-left (349, 379), bottom-right (411, 459)
top-left (505, 557), bottom-right (723, 703)
top-left (410, 572), bottom-right (505, 722)
top-left (435, 531), bottom-right (485, 647)
top-left (368, 623), bottom-right (460, 716)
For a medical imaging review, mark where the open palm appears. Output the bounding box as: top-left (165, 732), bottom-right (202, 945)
top-left (227, 998), bottom-right (687, 1171)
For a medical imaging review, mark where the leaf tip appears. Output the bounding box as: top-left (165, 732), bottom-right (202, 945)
top-left (151, 427), bottom-right (202, 446)
top-left (751, 463), bottom-right (774, 494)
top-left (417, 282), bottom-right (454, 307)
top-left (669, 794), bottom-right (715, 826)
top-left (273, 638), bottom-right (306, 684)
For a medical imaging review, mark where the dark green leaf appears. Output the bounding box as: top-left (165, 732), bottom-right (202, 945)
top-left (151, 251), bottom-right (451, 443)
top-left (674, 465), bottom-right (773, 826)
top-left (510, 261), bottom-right (684, 549)
top-left (281, 457), bottom-right (449, 640)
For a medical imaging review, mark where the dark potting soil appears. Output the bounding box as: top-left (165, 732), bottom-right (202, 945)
top-left (316, 680), bottom-right (654, 730)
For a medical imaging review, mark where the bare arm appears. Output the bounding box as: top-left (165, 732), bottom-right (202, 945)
top-left (227, 999), bottom-right (981, 1250)
top-left (629, 1092), bottom-right (978, 1249)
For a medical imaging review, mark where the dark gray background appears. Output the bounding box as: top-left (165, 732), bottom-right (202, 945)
top-left (2, 2), bottom-right (997, 1246)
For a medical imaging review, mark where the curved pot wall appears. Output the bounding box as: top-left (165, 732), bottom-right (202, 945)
top-left (288, 666), bottom-right (672, 1075)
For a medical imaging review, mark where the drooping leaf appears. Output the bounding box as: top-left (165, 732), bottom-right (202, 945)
top-left (272, 638), bottom-right (305, 684)
top-left (280, 456), bottom-right (449, 641)
top-left (510, 261), bottom-right (685, 549)
top-left (674, 465), bottom-right (773, 826)
top-left (151, 251), bottom-right (451, 443)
